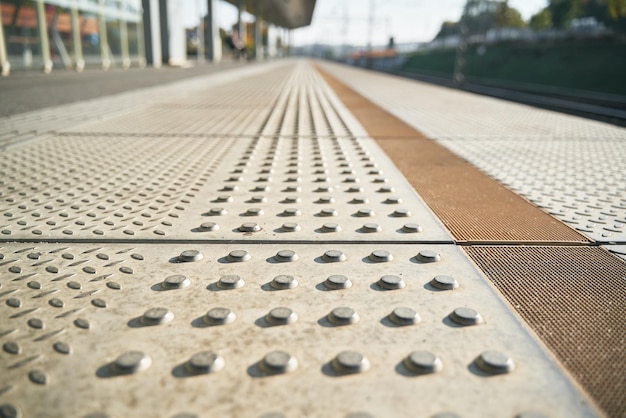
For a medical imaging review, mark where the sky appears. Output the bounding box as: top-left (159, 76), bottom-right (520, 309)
top-left (184, 0), bottom-right (549, 47)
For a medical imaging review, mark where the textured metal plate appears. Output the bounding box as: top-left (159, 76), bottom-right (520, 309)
top-left (0, 133), bottom-right (451, 242)
top-left (0, 62), bottom-right (295, 147)
top-left (316, 62), bottom-right (626, 244)
top-left (0, 243), bottom-right (599, 417)
top-left (0, 61), bottom-right (451, 243)
top-left (464, 245), bottom-right (626, 418)
top-left (316, 65), bottom-right (589, 244)
top-left (0, 60), bottom-right (607, 418)
top-left (203, 135), bottom-right (452, 242)
top-left (315, 63), bottom-right (626, 140)
top-left (437, 138), bottom-right (626, 243)
top-left (0, 134), bottom-right (231, 240)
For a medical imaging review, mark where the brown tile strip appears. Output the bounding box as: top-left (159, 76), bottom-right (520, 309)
top-left (464, 246), bottom-right (626, 418)
top-left (316, 65), bottom-right (589, 244)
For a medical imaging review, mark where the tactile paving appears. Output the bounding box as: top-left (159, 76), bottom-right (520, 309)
top-left (437, 137), bottom-right (626, 243)
top-left (316, 65), bottom-right (590, 244)
top-left (0, 63), bottom-right (450, 243)
top-left (0, 62), bottom-right (296, 147)
top-left (0, 134), bottom-right (450, 242)
top-left (0, 59), bottom-right (609, 418)
top-left (0, 134), bottom-right (233, 240)
top-left (0, 243), bottom-right (598, 417)
top-left (315, 63), bottom-right (626, 140)
top-left (316, 62), bottom-right (626, 244)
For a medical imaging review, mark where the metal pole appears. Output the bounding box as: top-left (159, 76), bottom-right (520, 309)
top-left (196, 0), bottom-right (204, 63)
top-left (120, 0), bottom-right (131, 68)
top-left (367, 0), bottom-right (374, 52)
top-left (205, 0), bottom-right (221, 63)
top-left (50, 9), bottom-right (73, 69)
top-left (98, 0), bottom-right (111, 69)
top-left (453, 0), bottom-right (470, 87)
top-left (137, 13), bottom-right (146, 67)
top-left (35, 0), bottom-right (53, 73)
top-left (71, 1), bottom-right (85, 71)
top-left (237, 0), bottom-right (244, 40)
top-left (255, 4), bottom-right (263, 60)
top-left (0, 4), bottom-right (10, 76)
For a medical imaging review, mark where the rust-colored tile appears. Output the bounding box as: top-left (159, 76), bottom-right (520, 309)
top-left (465, 246), bottom-right (626, 418)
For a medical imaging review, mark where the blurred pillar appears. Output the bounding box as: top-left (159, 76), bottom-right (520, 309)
top-left (158, 0), bottom-right (169, 63)
top-left (196, 0), bottom-right (204, 63)
top-left (137, 16), bottom-right (147, 67)
top-left (0, 5), bottom-right (10, 76)
top-left (70, 3), bottom-right (85, 71)
top-left (120, 1), bottom-right (131, 68)
top-left (142, 0), bottom-right (162, 67)
top-left (453, 0), bottom-right (470, 86)
top-left (237, 0), bottom-right (245, 44)
top-left (254, 4), bottom-right (263, 59)
top-left (267, 23), bottom-right (276, 58)
top-left (205, 0), bottom-right (221, 63)
top-left (165, 0), bottom-right (186, 66)
top-left (35, 0), bottom-right (53, 73)
top-left (98, 0), bottom-right (111, 69)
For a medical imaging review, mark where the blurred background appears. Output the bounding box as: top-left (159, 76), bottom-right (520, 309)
top-left (1, 0), bottom-right (624, 98)
top-left (292, 0), bottom-right (626, 98)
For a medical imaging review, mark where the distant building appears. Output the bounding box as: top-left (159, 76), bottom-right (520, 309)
top-left (0, 0), bottom-right (316, 76)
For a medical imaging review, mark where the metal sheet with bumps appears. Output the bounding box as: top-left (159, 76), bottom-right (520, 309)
top-left (0, 63), bottom-right (449, 243)
top-left (0, 133), bottom-right (451, 242)
top-left (0, 60), bottom-right (603, 418)
top-left (0, 243), bottom-right (600, 418)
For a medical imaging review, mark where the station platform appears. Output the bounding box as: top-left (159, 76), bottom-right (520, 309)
top-left (0, 59), bottom-right (624, 418)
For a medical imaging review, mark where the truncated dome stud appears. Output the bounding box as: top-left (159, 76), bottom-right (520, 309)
top-left (260, 351), bottom-right (298, 374)
top-left (331, 351), bottom-right (370, 374)
top-left (474, 350), bottom-right (515, 374)
top-left (113, 351), bottom-right (151, 374)
top-left (178, 250), bottom-right (203, 262)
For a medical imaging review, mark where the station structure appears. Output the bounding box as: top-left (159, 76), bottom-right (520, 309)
top-left (0, 0), bottom-right (316, 75)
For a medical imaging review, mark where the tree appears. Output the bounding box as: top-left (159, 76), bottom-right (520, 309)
top-left (545, 0), bottom-right (626, 31)
top-left (434, 0), bottom-right (527, 39)
top-left (434, 21), bottom-right (459, 39)
top-left (529, 8), bottom-right (553, 30)
top-left (605, 0), bottom-right (626, 31)
top-left (547, 0), bottom-right (582, 28)
top-left (495, 1), bottom-right (527, 28)
top-left (607, 0), bottom-right (626, 18)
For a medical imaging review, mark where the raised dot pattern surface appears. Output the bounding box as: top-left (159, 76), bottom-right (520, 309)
top-left (0, 62), bottom-right (602, 418)
top-left (0, 242), bottom-right (597, 417)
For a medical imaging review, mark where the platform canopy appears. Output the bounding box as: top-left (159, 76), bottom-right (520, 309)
top-left (224, 0), bottom-right (317, 29)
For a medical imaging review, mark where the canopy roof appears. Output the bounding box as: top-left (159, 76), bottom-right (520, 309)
top-left (224, 0), bottom-right (317, 29)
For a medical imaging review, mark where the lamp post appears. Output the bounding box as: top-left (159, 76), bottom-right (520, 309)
top-left (453, 0), bottom-right (470, 86)
top-left (0, 4), bottom-right (10, 76)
